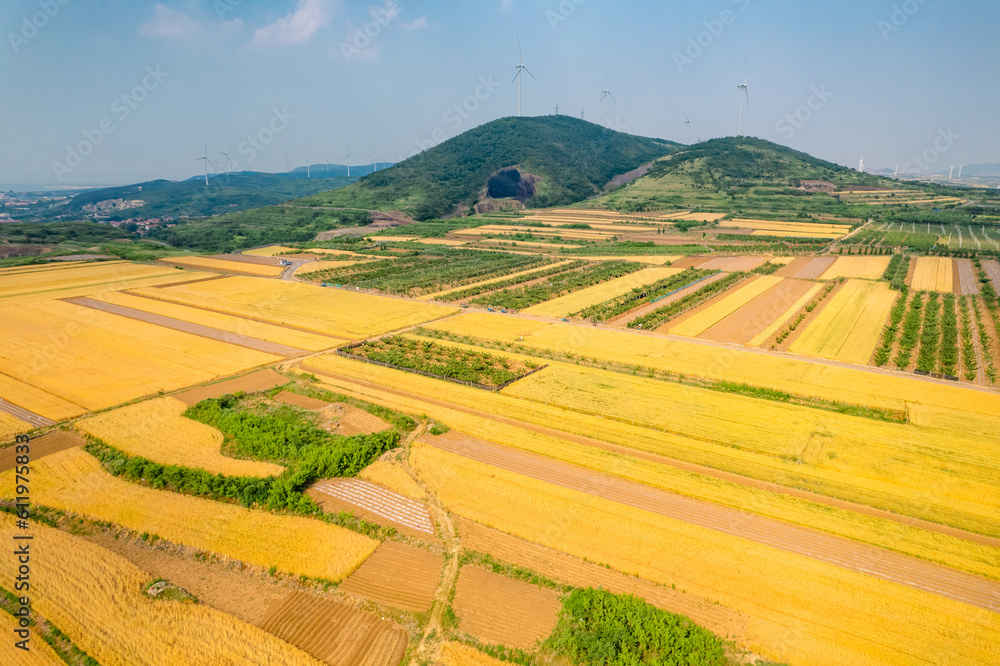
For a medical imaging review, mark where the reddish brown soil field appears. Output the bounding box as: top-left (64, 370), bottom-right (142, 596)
top-left (273, 390), bottom-right (331, 410)
top-left (455, 516), bottom-right (745, 639)
top-left (338, 541), bottom-right (442, 612)
top-left (0, 429), bottom-right (83, 471)
top-left (984, 260), bottom-right (1000, 296)
top-left (259, 591), bottom-right (409, 666)
top-left (790, 256), bottom-right (836, 279)
top-left (774, 256), bottom-right (813, 278)
top-left (452, 565), bottom-right (562, 651)
top-left (701, 278), bottom-right (818, 344)
top-left (697, 256), bottom-right (769, 272)
top-left (174, 369), bottom-right (289, 405)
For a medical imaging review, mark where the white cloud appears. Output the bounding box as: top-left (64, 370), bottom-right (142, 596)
top-left (140, 3), bottom-right (201, 39)
top-left (254, 0), bottom-right (334, 47)
top-left (398, 16), bottom-right (427, 32)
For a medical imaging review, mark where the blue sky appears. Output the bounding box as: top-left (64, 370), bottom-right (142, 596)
top-left (2, 0), bottom-right (998, 188)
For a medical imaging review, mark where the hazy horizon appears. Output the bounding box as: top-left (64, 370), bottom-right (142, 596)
top-left (3, 0), bottom-right (998, 188)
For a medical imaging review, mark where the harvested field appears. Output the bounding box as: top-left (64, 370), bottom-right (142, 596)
top-left (160, 256), bottom-right (286, 277)
top-left (667, 275), bottom-right (781, 337)
top-left (774, 256), bottom-right (812, 277)
top-left (131, 276), bottom-right (457, 339)
top-left (718, 219), bottom-right (851, 237)
top-left (65, 296), bottom-right (308, 357)
top-left (955, 259), bottom-right (979, 295)
top-left (789, 255), bottom-right (836, 279)
top-left (983, 260), bottom-right (1000, 296)
top-left (413, 443), bottom-right (1000, 666)
top-left (452, 565), bottom-right (562, 651)
top-left (455, 516), bottom-right (744, 639)
top-left (696, 256), bottom-right (769, 272)
top-left (76, 397), bottom-right (284, 477)
top-left (701, 279), bottom-right (822, 345)
top-left (278, 396), bottom-right (390, 436)
top-left (258, 591), bottom-right (408, 666)
top-left (174, 369), bottom-right (290, 405)
top-left (274, 390), bottom-right (330, 410)
top-left (338, 541), bottom-right (442, 612)
top-left (0, 514), bottom-right (323, 666)
top-left (911, 256), bottom-right (954, 292)
top-left (89, 291), bottom-right (337, 351)
top-left (4, 448), bottom-right (378, 580)
top-left (524, 267), bottom-right (682, 317)
top-left (359, 460), bottom-right (426, 500)
top-left (439, 642), bottom-right (508, 666)
top-left (789, 279), bottom-right (898, 364)
top-left (819, 256), bottom-right (891, 280)
top-left (0, 299), bottom-right (278, 411)
top-left (310, 478), bottom-right (435, 535)
top-left (0, 428), bottom-right (83, 471)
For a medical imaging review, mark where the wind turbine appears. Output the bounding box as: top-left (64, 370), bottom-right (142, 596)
top-left (949, 166), bottom-right (954, 180)
top-left (195, 144), bottom-right (212, 185)
top-left (305, 159), bottom-right (311, 178)
top-left (217, 150), bottom-right (232, 176)
top-left (959, 165), bottom-right (964, 178)
top-left (858, 158), bottom-right (865, 173)
top-left (286, 157), bottom-right (292, 173)
top-left (372, 158), bottom-right (379, 172)
top-left (325, 158), bottom-right (331, 174)
top-left (344, 143), bottom-right (355, 177)
top-left (895, 163), bottom-right (900, 177)
top-left (736, 75), bottom-right (749, 136)
top-left (684, 114), bottom-right (692, 144)
top-left (599, 70), bottom-right (616, 128)
top-left (512, 37), bottom-right (535, 117)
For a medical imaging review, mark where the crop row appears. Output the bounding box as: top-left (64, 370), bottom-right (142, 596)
top-left (882, 254), bottom-right (911, 290)
top-left (892, 291), bottom-right (925, 370)
top-left (970, 298), bottom-right (997, 383)
top-left (469, 261), bottom-right (643, 310)
top-left (572, 268), bottom-right (715, 322)
top-left (626, 272), bottom-right (747, 331)
top-left (442, 260), bottom-right (588, 301)
top-left (938, 294), bottom-right (959, 376)
top-left (960, 297), bottom-right (978, 381)
top-left (915, 293), bottom-right (941, 374)
top-left (302, 250), bottom-right (546, 295)
top-left (873, 286), bottom-right (909, 367)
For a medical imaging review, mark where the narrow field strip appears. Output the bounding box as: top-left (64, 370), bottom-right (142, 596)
top-left (668, 275), bottom-right (781, 337)
top-left (700, 278), bottom-right (818, 345)
top-left (789, 280), bottom-right (898, 364)
top-left (312, 478), bottom-right (435, 534)
top-left (424, 432), bottom-right (1000, 613)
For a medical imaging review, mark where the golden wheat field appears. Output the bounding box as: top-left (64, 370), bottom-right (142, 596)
top-left (438, 641), bottom-right (509, 666)
top-left (0, 262), bottom-right (201, 303)
top-left (130, 276), bottom-right (458, 339)
top-left (666, 275), bottom-right (782, 337)
top-left (819, 256), bottom-right (891, 280)
top-left (304, 351), bottom-right (1000, 539)
top-left (789, 279), bottom-right (897, 364)
top-left (0, 373), bottom-right (86, 421)
top-left (243, 245), bottom-right (299, 256)
top-left (1, 448), bottom-right (378, 580)
top-left (0, 514), bottom-right (323, 666)
top-left (411, 443), bottom-right (1000, 666)
top-left (76, 397), bottom-right (285, 477)
top-left (747, 281), bottom-right (823, 346)
top-left (162, 256), bottom-right (286, 277)
top-left (718, 219), bottom-right (851, 236)
top-left (304, 366), bottom-right (996, 581)
top-left (91, 290), bottom-right (337, 351)
top-left (0, 610), bottom-right (66, 666)
top-left (571, 254), bottom-right (681, 265)
top-left (358, 460), bottom-right (426, 500)
top-left (0, 411), bottom-right (31, 441)
top-left (0, 299), bottom-right (277, 411)
top-left (424, 313), bottom-right (1000, 415)
top-left (911, 256), bottom-right (955, 292)
top-left (525, 267), bottom-right (683, 317)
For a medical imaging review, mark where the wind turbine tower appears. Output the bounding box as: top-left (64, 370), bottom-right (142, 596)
top-left (949, 166), bottom-right (954, 180)
top-left (217, 151), bottom-right (232, 176)
top-left (858, 158), bottom-right (865, 174)
top-left (512, 37), bottom-right (535, 117)
top-left (344, 144), bottom-right (355, 177)
top-left (959, 165), bottom-right (964, 178)
top-left (736, 76), bottom-right (749, 136)
top-left (684, 115), bottom-right (692, 144)
top-left (599, 71), bottom-right (616, 128)
top-left (895, 163), bottom-right (900, 177)
top-left (305, 160), bottom-right (311, 178)
top-left (196, 144), bottom-right (212, 186)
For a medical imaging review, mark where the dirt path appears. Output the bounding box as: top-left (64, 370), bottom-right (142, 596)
top-left (425, 431), bottom-right (1000, 613)
top-left (300, 365), bottom-right (1000, 551)
top-left (0, 395), bottom-right (54, 429)
top-left (63, 296), bottom-right (309, 357)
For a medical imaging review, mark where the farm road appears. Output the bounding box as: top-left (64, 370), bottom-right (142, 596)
top-left (426, 430), bottom-right (1000, 614)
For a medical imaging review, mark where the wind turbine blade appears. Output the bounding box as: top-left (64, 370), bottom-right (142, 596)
top-left (512, 70), bottom-right (521, 83)
top-left (744, 87), bottom-right (749, 107)
top-left (523, 66), bottom-right (536, 80)
top-left (608, 92), bottom-right (616, 103)
top-left (517, 36), bottom-right (522, 63)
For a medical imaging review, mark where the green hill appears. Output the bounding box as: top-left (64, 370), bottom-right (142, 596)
top-left (597, 136), bottom-right (909, 218)
top-left (294, 115), bottom-right (680, 219)
top-left (40, 173), bottom-right (360, 222)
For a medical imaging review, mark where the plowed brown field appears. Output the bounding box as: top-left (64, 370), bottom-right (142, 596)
top-left (258, 591), bottom-right (408, 666)
top-left (174, 369), bottom-right (289, 405)
top-left (983, 260), bottom-right (1000, 296)
top-left (955, 259), bottom-right (979, 295)
top-left (697, 256), bottom-right (769, 271)
top-left (791, 256), bottom-right (836, 279)
top-left (452, 566), bottom-right (562, 650)
top-left (0, 429), bottom-right (82, 471)
top-left (700, 279), bottom-right (819, 344)
top-left (309, 478), bottom-right (436, 536)
top-left (338, 541), bottom-right (442, 612)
